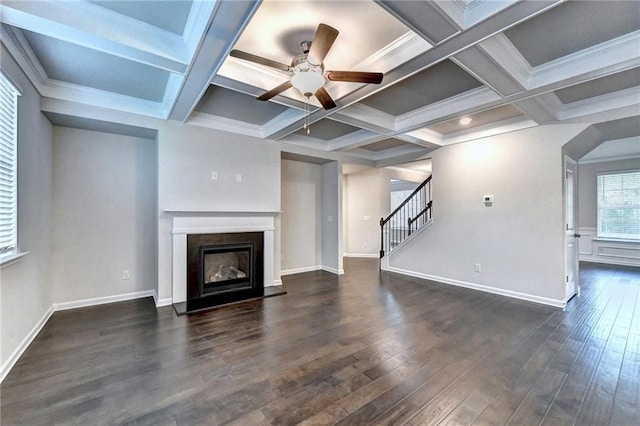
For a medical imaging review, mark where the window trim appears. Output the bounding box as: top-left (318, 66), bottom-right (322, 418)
top-left (0, 71), bottom-right (21, 259)
top-left (596, 168), bottom-right (640, 243)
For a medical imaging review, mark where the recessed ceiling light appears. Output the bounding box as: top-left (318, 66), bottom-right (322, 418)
top-left (459, 116), bottom-right (472, 125)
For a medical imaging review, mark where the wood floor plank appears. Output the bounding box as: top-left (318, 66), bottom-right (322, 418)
top-left (1, 259), bottom-right (638, 425)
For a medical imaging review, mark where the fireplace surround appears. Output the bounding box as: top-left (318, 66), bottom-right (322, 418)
top-left (167, 211), bottom-right (278, 313)
top-left (186, 232), bottom-right (263, 311)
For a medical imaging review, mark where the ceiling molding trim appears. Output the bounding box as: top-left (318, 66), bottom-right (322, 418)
top-left (514, 92), bottom-right (563, 124)
top-left (558, 86), bottom-right (640, 122)
top-left (431, 1), bottom-right (466, 28)
top-left (440, 116), bottom-right (538, 145)
top-left (0, 26), bottom-right (47, 91)
top-left (332, 103), bottom-right (395, 133)
top-left (405, 128), bottom-right (445, 146)
top-left (182, 0), bottom-right (220, 55)
top-left (39, 79), bottom-right (166, 118)
top-left (530, 31), bottom-right (640, 89)
top-left (276, 135), bottom-right (332, 152)
top-left (371, 144), bottom-right (431, 161)
top-left (0, 0), bottom-right (189, 73)
top-left (186, 111), bottom-right (262, 139)
top-left (462, 0), bottom-right (520, 29)
top-left (262, 108), bottom-right (307, 138)
top-left (327, 130), bottom-right (387, 152)
top-left (395, 133), bottom-right (442, 150)
top-left (396, 87), bottom-right (501, 131)
top-left (451, 46), bottom-right (524, 96)
top-left (168, 0), bottom-right (261, 121)
top-left (375, 148), bottom-right (434, 168)
top-left (476, 33), bottom-right (531, 88)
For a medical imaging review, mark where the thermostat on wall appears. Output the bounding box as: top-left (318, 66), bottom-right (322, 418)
top-left (483, 195), bottom-right (494, 206)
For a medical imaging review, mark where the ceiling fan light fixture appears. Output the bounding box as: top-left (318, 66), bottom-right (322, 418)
top-left (290, 69), bottom-right (325, 97)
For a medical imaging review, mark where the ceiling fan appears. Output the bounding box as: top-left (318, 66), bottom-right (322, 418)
top-left (229, 23), bottom-right (383, 110)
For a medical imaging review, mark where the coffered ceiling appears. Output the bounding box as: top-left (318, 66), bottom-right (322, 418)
top-left (1, 0), bottom-right (638, 165)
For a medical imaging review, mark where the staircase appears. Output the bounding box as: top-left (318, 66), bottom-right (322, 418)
top-left (380, 175), bottom-right (432, 258)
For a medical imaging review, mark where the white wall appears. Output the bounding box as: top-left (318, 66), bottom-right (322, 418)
top-left (156, 123), bottom-right (282, 301)
top-left (577, 157), bottom-right (640, 267)
top-left (280, 160), bottom-right (322, 273)
top-left (344, 168), bottom-right (427, 256)
top-left (0, 46), bottom-right (54, 373)
top-left (386, 124), bottom-right (589, 306)
top-left (51, 128), bottom-right (158, 303)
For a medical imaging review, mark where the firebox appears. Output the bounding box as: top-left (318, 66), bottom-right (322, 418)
top-left (186, 232), bottom-right (264, 312)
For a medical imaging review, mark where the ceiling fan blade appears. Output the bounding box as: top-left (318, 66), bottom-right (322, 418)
top-left (307, 23), bottom-right (339, 66)
top-left (257, 81), bottom-right (293, 101)
top-left (315, 87), bottom-right (336, 110)
top-left (325, 71), bottom-right (383, 84)
top-left (230, 50), bottom-right (292, 72)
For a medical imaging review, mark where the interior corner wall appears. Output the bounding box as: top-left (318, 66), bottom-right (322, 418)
top-left (344, 168), bottom-right (426, 257)
top-left (387, 124), bottom-right (589, 304)
top-left (51, 128), bottom-right (158, 303)
top-left (156, 123), bottom-right (282, 301)
top-left (0, 47), bottom-right (54, 370)
top-left (281, 159), bottom-right (322, 273)
top-left (321, 161), bottom-right (343, 273)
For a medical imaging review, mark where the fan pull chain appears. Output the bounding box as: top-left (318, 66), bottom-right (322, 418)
top-left (304, 95), bottom-right (310, 135)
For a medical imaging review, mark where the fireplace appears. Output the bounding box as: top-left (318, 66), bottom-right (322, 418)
top-left (186, 232), bottom-right (264, 312)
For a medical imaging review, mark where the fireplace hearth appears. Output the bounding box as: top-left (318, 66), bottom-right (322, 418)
top-left (186, 232), bottom-right (264, 312)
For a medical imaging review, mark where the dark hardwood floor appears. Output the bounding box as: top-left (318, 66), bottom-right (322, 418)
top-left (2, 259), bottom-right (639, 425)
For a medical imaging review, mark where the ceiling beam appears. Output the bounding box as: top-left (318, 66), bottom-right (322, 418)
top-left (168, 1), bottom-right (261, 121)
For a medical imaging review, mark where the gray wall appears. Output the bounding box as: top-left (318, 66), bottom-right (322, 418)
top-left (578, 157), bottom-right (640, 228)
top-left (281, 159), bottom-right (322, 273)
top-left (51, 128), bottom-right (157, 303)
top-left (387, 124), bottom-right (588, 304)
top-left (321, 161), bottom-right (342, 273)
top-left (0, 47), bottom-right (54, 370)
top-left (156, 123), bottom-right (282, 300)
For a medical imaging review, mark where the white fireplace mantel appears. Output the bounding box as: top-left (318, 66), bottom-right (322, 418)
top-left (165, 210), bottom-right (279, 304)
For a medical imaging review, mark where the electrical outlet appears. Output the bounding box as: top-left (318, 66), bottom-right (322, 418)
top-left (122, 270), bottom-right (130, 280)
top-left (236, 173), bottom-right (242, 182)
top-left (211, 171), bottom-right (218, 180)
top-left (363, 241), bottom-right (369, 248)
top-left (474, 263), bottom-right (481, 273)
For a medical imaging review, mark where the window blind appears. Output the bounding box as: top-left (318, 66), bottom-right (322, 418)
top-left (597, 170), bottom-right (640, 241)
top-left (0, 73), bottom-right (19, 254)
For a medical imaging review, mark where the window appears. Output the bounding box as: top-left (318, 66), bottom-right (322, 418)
top-left (0, 72), bottom-right (19, 255)
top-left (597, 170), bottom-right (640, 241)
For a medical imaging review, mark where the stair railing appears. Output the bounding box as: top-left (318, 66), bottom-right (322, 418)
top-left (380, 175), bottom-right (432, 258)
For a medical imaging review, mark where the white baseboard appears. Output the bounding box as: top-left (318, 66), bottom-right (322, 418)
top-left (0, 305), bottom-right (54, 383)
top-left (52, 290), bottom-right (156, 311)
top-left (322, 266), bottom-right (344, 275)
top-left (384, 266), bottom-right (566, 308)
top-left (579, 255), bottom-right (640, 268)
top-left (343, 253), bottom-right (379, 258)
top-left (281, 265), bottom-right (323, 276)
top-left (269, 279), bottom-right (283, 286)
top-left (2, 289), bottom-right (161, 383)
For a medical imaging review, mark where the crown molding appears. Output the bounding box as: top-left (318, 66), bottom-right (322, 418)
top-left (530, 31), bottom-right (640, 90)
top-left (186, 111), bottom-right (262, 138)
top-left (559, 86), bottom-right (640, 122)
top-left (396, 86), bottom-right (501, 132)
top-left (328, 129), bottom-right (385, 152)
top-left (331, 103), bottom-right (395, 133)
